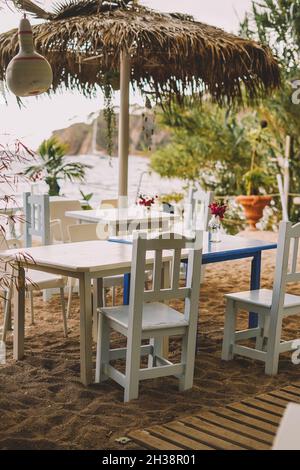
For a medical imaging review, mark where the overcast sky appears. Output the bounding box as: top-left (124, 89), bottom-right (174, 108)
top-left (0, 0), bottom-right (253, 147)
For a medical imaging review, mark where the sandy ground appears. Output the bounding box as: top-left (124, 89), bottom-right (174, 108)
top-left (1, 230), bottom-right (300, 450)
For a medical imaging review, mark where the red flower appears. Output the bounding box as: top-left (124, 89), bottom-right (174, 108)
top-left (209, 201), bottom-right (227, 219)
top-left (137, 194), bottom-right (157, 207)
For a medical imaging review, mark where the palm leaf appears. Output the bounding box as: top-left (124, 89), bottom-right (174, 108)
top-left (11, 0), bottom-right (52, 19)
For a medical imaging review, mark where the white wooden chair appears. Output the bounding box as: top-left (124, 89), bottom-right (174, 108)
top-left (192, 189), bottom-right (214, 231)
top-left (99, 198), bottom-right (118, 210)
top-left (1, 232), bottom-right (67, 340)
top-left (95, 231), bottom-right (203, 402)
top-left (273, 403), bottom-right (300, 450)
top-left (184, 187), bottom-right (213, 232)
top-left (66, 223), bottom-right (124, 318)
top-left (49, 199), bottom-right (82, 243)
top-left (222, 221), bottom-right (300, 375)
top-left (23, 192), bottom-right (51, 247)
top-left (180, 189), bottom-right (213, 285)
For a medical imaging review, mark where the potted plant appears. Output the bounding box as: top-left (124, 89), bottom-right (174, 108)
top-left (236, 121), bottom-right (274, 230)
top-left (25, 137), bottom-right (90, 196)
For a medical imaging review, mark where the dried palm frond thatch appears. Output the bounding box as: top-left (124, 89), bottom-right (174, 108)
top-left (0, 1), bottom-right (281, 104)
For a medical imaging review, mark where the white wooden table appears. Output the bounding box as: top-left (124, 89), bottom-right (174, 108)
top-left (65, 207), bottom-right (176, 235)
top-left (2, 240), bottom-right (171, 386)
top-left (2, 234), bottom-right (277, 386)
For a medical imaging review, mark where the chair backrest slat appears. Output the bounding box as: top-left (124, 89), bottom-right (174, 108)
top-left (172, 248), bottom-right (182, 291)
top-left (153, 249), bottom-right (163, 292)
top-left (145, 288), bottom-right (191, 302)
top-left (291, 237), bottom-right (299, 274)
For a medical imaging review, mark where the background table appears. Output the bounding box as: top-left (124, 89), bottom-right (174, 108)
top-left (65, 208), bottom-right (176, 235)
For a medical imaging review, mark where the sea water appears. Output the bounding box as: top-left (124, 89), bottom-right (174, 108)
top-left (1, 154), bottom-right (183, 206)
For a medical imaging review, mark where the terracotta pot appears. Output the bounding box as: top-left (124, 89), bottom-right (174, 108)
top-left (236, 195), bottom-right (272, 231)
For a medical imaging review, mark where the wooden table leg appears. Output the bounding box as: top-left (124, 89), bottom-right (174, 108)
top-left (13, 266), bottom-right (25, 360)
top-left (93, 278), bottom-right (103, 342)
top-left (79, 272), bottom-right (93, 386)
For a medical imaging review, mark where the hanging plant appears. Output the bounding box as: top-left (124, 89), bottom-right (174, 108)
top-left (103, 81), bottom-right (116, 162)
top-left (142, 95), bottom-right (155, 153)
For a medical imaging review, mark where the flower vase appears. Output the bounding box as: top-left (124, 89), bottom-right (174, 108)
top-left (208, 215), bottom-right (222, 242)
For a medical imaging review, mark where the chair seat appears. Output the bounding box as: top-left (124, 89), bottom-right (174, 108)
top-left (99, 302), bottom-right (188, 331)
top-left (26, 270), bottom-right (66, 291)
top-left (225, 288), bottom-right (300, 309)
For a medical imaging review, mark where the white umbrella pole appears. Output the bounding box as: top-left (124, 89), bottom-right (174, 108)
top-left (118, 50), bottom-right (130, 208)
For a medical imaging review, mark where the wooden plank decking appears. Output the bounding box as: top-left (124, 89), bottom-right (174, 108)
top-left (128, 383), bottom-right (300, 450)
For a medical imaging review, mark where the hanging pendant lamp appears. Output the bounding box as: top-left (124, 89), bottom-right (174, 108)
top-left (6, 15), bottom-right (53, 97)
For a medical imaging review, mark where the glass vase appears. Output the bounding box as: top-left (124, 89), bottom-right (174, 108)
top-left (208, 215), bottom-right (222, 243)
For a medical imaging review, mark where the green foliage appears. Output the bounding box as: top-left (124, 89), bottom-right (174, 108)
top-left (158, 192), bottom-right (184, 204)
top-left (151, 102), bottom-right (277, 197)
top-left (25, 137), bottom-right (90, 196)
top-left (103, 84), bottom-right (116, 158)
top-left (240, 0), bottom-right (300, 222)
top-left (244, 167), bottom-right (275, 196)
top-left (79, 190), bottom-right (93, 210)
top-left (240, 0), bottom-right (300, 75)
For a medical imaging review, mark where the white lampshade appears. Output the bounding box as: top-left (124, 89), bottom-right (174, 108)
top-left (6, 16), bottom-right (53, 97)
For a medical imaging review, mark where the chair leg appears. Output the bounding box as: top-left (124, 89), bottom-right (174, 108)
top-left (29, 291), bottom-right (34, 325)
top-left (255, 314), bottom-right (265, 350)
top-left (265, 315), bottom-right (283, 376)
top-left (59, 288), bottom-right (68, 338)
top-left (67, 282), bottom-right (73, 319)
top-left (124, 333), bottom-right (141, 402)
top-left (179, 323), bottom-right (198, 392)
top-left (148, 337), bottom-right (163, 368)
top-left (221, 299), bottom-right (237, 361)
top-left (95, 315), bottom-right (109, 383)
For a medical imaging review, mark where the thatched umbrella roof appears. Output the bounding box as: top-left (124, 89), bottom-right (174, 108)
top-left (0, 0), bottom-right (280, 104)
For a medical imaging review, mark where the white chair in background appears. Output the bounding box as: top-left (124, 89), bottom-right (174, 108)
top-left (273, 403), bottom-right (300, 450)
top-left (191, 189), bottom-right (214, 231)
top-left (23, 192), bottom-right (51, 247)
top-left (180, 189), bottom-right (213, 285)
top-left (66, 223), bottom-right (124, 318)
top-left (95, 231), bottom-right (203, 402)
top-left (0, 231), bottom-right (67, 340)
top-left (24, 193), bottom-right (83, 245)
top-left (49, 199), bottom-right (82, 243)
top-left (99, 199), bottom-right (118, 210)
top-left (222, 221), bottom-right (300, 375)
